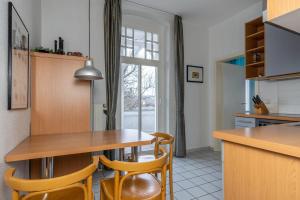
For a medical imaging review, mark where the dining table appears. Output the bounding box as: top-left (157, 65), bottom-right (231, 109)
top-left (5, 129), bottom-right (155, 178)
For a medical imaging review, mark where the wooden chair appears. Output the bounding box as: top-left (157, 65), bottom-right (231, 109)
top-left (4, 156), bottom-right (99, 200)
top-left (99, 147), bottom-right (168, 200)
top-left (138, 132), bottom-right (175, 200)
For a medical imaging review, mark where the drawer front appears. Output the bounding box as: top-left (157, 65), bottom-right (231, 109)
top-left (235, 117), bottom-right (256, 128)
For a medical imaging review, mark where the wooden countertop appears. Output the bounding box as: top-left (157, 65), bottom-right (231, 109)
top-left (5, 129), bottom-right (155, 162)
top-left (214, 123), bottom-right (300, 158)
top-left (235, 113), bottom-right (300, 122)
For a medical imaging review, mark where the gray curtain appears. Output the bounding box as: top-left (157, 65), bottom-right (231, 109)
top-left (174, 15), bottom-right (186, 157)
top-left (104, 0), bottom-right (122, 159)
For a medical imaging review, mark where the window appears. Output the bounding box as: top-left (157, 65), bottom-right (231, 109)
top-left (121, 26), bottom-right (160, 61)
top-left (120, 25), bottom-right (162, 152)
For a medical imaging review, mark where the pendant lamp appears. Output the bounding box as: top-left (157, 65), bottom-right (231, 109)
top-left (74, 0), bottom-right (103, 80)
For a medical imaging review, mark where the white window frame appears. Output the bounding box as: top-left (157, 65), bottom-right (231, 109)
top-left (117, 14), bottom-right (166, 135)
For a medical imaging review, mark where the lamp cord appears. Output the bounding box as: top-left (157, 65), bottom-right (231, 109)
top-left (89, 0), bottom-right (91, 58)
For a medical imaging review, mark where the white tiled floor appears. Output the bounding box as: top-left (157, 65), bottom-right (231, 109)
top-left (93, 149), bottom-right (223, 200)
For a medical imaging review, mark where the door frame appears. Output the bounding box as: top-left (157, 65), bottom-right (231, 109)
top-left (214, 54), bottom-right (245, 150)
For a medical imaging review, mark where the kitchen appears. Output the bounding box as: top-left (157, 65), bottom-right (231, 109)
top-left (214, 0), bottom-right (300, 199)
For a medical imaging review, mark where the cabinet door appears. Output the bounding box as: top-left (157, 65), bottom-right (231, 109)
top-left (265, 23), bottom-right (300, 77)
top-left (268, 0), bottom-right (300, 21)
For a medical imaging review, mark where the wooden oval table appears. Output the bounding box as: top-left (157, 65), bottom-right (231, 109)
top-left (5, 129), bottom-right (155, 178)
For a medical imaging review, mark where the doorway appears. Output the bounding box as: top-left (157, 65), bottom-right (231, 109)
top-left (215, 55), bottom-right (255, 131)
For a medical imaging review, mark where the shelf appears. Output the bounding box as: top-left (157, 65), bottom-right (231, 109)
top-left (246, 46), bottom-right (264, 53)
top-left (246, 61), bottom-right (264, 67)
top-left (246, 30), bottom-right (264, 40)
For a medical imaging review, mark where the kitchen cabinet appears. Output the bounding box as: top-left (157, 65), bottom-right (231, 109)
top-left (265, 23), bottom-right (300, 77)
top-left (245, 17), bottom-right (265, 79)
top-left (267, 0), bottom-right (300, 33)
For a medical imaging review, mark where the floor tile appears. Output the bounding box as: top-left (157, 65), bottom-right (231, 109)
top-left (200, 183), bottom-right (221, 193)
top-left (200, 174), bottom-right (219, 182)
top-left (197, 194), bottom-right (218, 200)
top-left (211, 190), bottom-right (223, 200)
top-left (189, 176), bottom-right (208, 186)
top-left (174, 190), bottom-right (194, 200)
top-left (176, 180), bottom-right (195, 189)
top-left (186, 186), bottom-right (208, 197)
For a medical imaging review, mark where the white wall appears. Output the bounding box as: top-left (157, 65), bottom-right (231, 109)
top-left (257, 79), bottom-right (300, 114)
top-left (0, 0), bottom-right (41, 199)
top-left (183, 22), bottom-right (210, 150)
top-left (208, 2), bottom-right (263, 149)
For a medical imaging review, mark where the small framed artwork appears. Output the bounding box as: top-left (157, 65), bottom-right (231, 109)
top-left (8, 2), bottom-right (30, 110)
top-left (187, 65), bottom-right (203, 83)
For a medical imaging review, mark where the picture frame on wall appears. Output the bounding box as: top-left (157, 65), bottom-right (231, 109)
top-left (187, 65), bottom-right (203, 83)
top-left (8, 2), bottom-right (29, 110)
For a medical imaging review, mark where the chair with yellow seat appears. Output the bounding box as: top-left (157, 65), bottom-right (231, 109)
top-left (99, 147), bottom-right (168, 200)
top-left (138, 132), bottom-right (175, 200)
top-left (4, 156), bottom-right (99, 200)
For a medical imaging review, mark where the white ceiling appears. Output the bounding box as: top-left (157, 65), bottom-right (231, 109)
top-left (127, 0), bottom-right (262, 26)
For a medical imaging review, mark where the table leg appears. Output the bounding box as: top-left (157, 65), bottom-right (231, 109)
top-left (41, 157), bottom-right (54, 178)
top-left (131, 146), bottom-right (139, 162)
top-left (119, 148), bottom-right (125, 161)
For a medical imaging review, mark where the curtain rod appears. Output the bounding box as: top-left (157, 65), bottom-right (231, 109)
top-left (125, 0), bottom-right (178, 16)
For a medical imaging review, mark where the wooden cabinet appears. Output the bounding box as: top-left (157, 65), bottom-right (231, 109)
top-left (30, 52), bottom-right (91, 178)
top-left (245, 17), bottom-right (265, 79)
top-left (267, 0), bottom-right (300, 33)
top-left (31, 53), bottom-right (91, 135)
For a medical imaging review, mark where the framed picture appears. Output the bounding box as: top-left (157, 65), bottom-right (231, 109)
top-left (8, 2), bottom-right (29, 110)
top-left (187, 65), bottom-right (203, 83)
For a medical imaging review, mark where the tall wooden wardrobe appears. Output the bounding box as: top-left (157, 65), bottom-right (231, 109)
top-left (30, 52), bottom-right (91, 178)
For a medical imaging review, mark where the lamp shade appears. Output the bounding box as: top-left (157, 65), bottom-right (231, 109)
top-left (74, 59), bottom-right (103, 80)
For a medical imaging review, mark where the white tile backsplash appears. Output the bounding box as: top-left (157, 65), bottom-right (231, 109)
top-left (258, 78), bottom-right (300, 114)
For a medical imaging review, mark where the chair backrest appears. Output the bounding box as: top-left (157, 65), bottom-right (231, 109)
top-left (4, 156), bottom-right (99, 200)
top-left (99, 147), bottom-right (168, 200)
top-left (151, 132), bottom-right (175, 167)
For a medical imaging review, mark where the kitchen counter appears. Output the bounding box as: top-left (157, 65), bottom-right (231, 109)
top-left (214, 123), bottom-right (300, 158)
top-left (234, 112), bottom-right (300, 122)
top-left (214, 123), bottom-right (300, 200)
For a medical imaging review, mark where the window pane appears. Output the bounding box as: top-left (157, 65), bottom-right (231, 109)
top-left (134, 29), bottom-right (145, 59)
top-left (146, 51), bottom-right (152, 60)
top-left (122, 27), bottom-right (125, 36)
top-left (153, 42), bottom-right (159, 51)
top-left (146, 32), bottom-right (152, 41)
top-left (141, 65), bottom-right (157, 151)
top-left (122, 64), bottom-right (139, 130)
top-left (146, 42), bottom-right (152, 50)
top-left (121, 47), bottom-right (125, 56)
top-left (127, 38), bottom-right (133, 48)
top-left (153, 52), bottom-right (159, 61)
top-left (126, 28), bottom-right (133, 37)
top-left (153, 33), bottom-right (159, 42)
top-left (121, 36), bottom-right (125, 46)
top-left (126, 48), bottom-right (133, 57)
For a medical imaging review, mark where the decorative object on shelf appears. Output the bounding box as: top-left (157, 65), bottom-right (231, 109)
top-left (252, 95), bottom-right (269, 115)
top-left (74, 0), bottom-right (104, 133)
top-left (186, 65), bottom-right (203, 83)
top-left (56, 37), bottom-right (65, 55)
top-left (32, 47), bottom-right (54, 53)
top-left (8, 2), bottom-right (29, 110)
top-left (54, 40), bottom-right (57, 52)
top-left (67, 52), bottom-right (83, 57)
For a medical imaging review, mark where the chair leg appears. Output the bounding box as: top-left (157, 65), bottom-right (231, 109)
top-left (169, 169), bottom-right (174, 200)
top-left (100, 184), bottom-right (105, 200)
